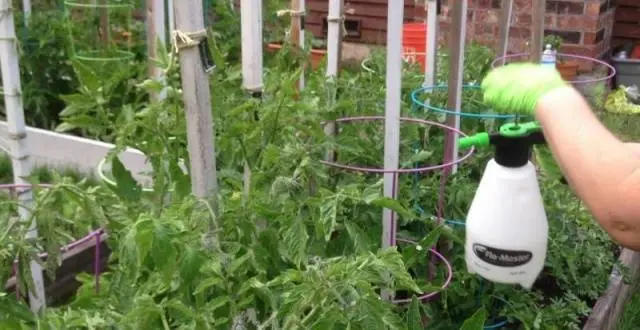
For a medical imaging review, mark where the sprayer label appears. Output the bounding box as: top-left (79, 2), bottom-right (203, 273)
top-left (472, 243), bottom-right (532, 267)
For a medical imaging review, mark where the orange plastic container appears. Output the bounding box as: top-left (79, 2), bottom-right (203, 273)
top-left (402, 23), bottom-right (428, 71)
top-left (631, 44), bottom-right (640, 59)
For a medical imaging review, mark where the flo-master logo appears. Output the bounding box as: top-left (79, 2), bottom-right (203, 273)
top-left (472, 243), bottom-right (532, 268)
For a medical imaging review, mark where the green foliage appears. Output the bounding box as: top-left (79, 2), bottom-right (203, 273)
top-left (3, 10), bottom-right (79, 130)
top-left (0, 18), bottom-right (621, 330)
top-left (543, 35), bottom-right (563, 51)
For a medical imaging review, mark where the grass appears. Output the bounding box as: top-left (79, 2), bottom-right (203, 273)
top-left (617, 285), bottom-right (640, 330)
top-left (0, 153), bottom-right (98, 185)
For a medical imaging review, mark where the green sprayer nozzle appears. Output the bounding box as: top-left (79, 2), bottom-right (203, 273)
top-left (458, 121), bottom-right (544, 150)
top-left (459, 132), bottom-right (490, 149)
top-left (499, 121), bottom-right (542, 137)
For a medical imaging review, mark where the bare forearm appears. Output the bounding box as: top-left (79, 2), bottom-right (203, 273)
top-left (535, 87), bottom-right (640, 249)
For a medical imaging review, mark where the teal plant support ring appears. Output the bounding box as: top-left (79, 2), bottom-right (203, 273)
top-left (409, 84), bottom-right (510, 329)
top-left (411, 84), bottom-right (529, 120)
top-left (63, 0), bottom-right (134, 62)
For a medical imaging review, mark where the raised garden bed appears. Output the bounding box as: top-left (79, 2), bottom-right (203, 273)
top-left (584, 249), bottom-right (640, 330)
top-left (4, 231), bottom-right (110, 307)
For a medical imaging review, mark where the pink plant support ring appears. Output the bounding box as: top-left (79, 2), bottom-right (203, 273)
top-left (1, 183), bottom-right (105, 299)
top-left (317, 116), bottom-right (469, 303)
top-left (491, 53), bottom-right (616, 85)
top-left (318, 116), bottom-right (475, 173)
top-left (394, 238), bottom-right (453, 304)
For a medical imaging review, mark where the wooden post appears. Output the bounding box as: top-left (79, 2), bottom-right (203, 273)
top-left (22, 0), bottom-right (31, 26)
top-left (444, 0), bottom-right (467, 175)
top-left (434, 0), bottom-right (467, 279)
top-left (0, 0), bottom-right (45, 312)
top-left (100, 0), bottom-right (109, 47)
top-left (173, 1), bottom-right (218, 202)
top-left (146, 0), bottom-right (167, 101)
top-left (289, 0), bottom-right (306, 90)
top-left (168, 0), bottom-right (175, 39)
top-left (381, 0), bottom-right (404, 301)
top-left (423, 0), bottom-right (439, 88)
top-left (290, 0), bottom-right (300, 50)
top-left (497, 0), bottom-right (513, 66)
top-left (324, 0), bottom-right (343, 162)
top-left (240, 0), bottom-right (264, 201)
top-left (530, 0), bottom-right (545, 63)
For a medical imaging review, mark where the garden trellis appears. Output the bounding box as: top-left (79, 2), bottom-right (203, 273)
top-left (0, 0), bottom-right (45, 312)
top-left (3, 0), bottom-right (639, 328)
top-left (236, 0), bottom-right (618, 327)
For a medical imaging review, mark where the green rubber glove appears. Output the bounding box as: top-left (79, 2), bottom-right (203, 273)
top-left (482, 63), bottom-right (568, 182)
top-left (481, 63), bottom-right (568, 114)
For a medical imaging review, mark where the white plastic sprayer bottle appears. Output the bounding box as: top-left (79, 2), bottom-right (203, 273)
top-left (458, 121), bottom-right (548, 289)
top-left (541, 44), bottom-right (557, 69)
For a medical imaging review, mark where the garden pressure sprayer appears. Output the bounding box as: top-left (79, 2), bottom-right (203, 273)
top-left (458, 121), bottom-right (548, 289)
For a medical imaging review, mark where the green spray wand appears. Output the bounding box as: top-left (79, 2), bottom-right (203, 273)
top-left (459, 121), bottom-right (563, 181)
top-left (459, 121), bottom-right (546, 168)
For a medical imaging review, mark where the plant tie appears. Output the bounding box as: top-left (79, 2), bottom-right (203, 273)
top-left (276, 9), bottom-right (305, 17)
top-left (172, 29), bottom-right (208, 52)
top-left (327, 8), bottom-right (355, 37)
top-left (171, 29), bottom-right (216, 73)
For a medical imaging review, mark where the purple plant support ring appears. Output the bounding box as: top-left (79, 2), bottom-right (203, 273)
top-left (491, 53), bottom-right (616, 85)
top-left (318, 116), bottom-right (475, 173)
top-left (2, 183), bottom-right (105, 297)
top-left (316, 117), bottom-right (460, 303)
top-left (393, 238), bottom-right (453, 304)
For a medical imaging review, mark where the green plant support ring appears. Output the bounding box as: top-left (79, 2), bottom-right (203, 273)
top-left (63, 1), bottom-right (133, 9)
top-left (63, 0), bottom-right (134, 63)
top-left (96, 157), bottom-right (188, 193)
top-left (96, 157), bottom-right (154, 193)
top-left (72, 50), bottom-right (135, 62)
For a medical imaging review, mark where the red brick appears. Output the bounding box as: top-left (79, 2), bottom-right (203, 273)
top-left (474, 9), bottom-right (500, 24)
top-left (560, 44), bottom-right (597, 57)
top-left (547, 0), bottom-right (585, 15)
top-left (585, 3), bottom-right (600, 17)
top-left (476, 33), bottom-right (499, 47)
top-left (545, 14), bottom-right (556, 27)
top-left (514, 13), bottom-right (532, 26)
top-left (557, 15), bottom-right (597, 31)
top-left (438, 21), bottom-right (451, 31)
top-left (510, 26), bottom-right (531, 39)
top-left (507, 38), bottom-right (529, 54)
top-left (476, 0), bottom-right (494, 9)
top-left (583, 32), bottom-right (596, 44)
top-left (513, 0), bottom-right (533, 12)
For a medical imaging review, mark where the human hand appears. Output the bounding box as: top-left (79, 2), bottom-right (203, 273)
top-left (481, 63), bottom-right (568, 115)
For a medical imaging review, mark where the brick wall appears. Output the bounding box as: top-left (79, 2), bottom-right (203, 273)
top-left (431, 0), bottom-right (616, 60)
top-left (306, 0), bottom-right (419, 44)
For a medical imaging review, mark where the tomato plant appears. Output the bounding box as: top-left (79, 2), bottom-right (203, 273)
top-left (0, 4), bottom-right (619, 329)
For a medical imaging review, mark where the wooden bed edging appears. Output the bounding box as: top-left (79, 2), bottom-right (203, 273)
top-left (4, 232), bottom-right (111, 306)
top-left (0, 121), bottom-right (150, 182)
top-left (584, 248), bottom-right (640, 330)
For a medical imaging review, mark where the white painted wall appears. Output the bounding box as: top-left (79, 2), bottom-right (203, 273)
top-left (0, 121), bottom-right (152, 182)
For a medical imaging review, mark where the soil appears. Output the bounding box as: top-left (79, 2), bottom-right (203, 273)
top-left (532, 267), bottom-right (564, 303)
